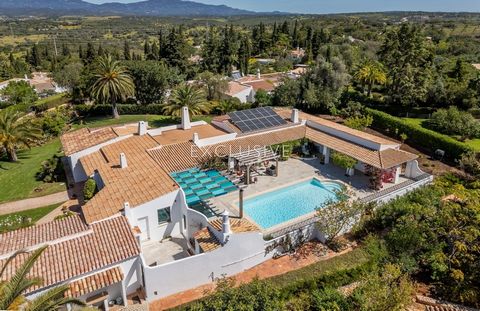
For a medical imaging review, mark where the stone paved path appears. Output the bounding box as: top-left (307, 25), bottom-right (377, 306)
top-left (36, 199), bottom-right (80, 224)
top-left (0, 191), bottom-right (69, 215)
top-left (150, 245), bottom-right (353, 310)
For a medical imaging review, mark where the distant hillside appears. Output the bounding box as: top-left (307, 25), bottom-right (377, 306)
top-left (0, 0), bottom-right (256, 16)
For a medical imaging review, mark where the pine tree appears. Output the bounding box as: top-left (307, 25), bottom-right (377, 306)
top-left (202, 26), bottom-right (222, 73)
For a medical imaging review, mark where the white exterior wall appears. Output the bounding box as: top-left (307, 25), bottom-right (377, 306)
top-left (142, 232), bottom-right (266, 300)
top-left (306, 120), bottom-right (399, 151)
top-left (231, 87), bottom-right (254, 104)
top-left (126, 190), bottom-right (188, 242)
top-left (68, 135), bottom-right (133, 183)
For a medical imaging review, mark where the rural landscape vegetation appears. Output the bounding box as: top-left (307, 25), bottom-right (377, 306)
top-left (0, 3), bottom-right (480, 311)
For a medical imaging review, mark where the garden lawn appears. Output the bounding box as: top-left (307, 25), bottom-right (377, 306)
top-left (0, 139), bottom-right (66, 203)
top-left (401, 117), bottom-right (480, 152)
top-left (0, 203), bottom-right (61, 233)
top-left (73, 114), bottom-right (213, 129)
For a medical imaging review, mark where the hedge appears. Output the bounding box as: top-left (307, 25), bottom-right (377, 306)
top-left (32, 94), bottom-right (69, 113)
top-left (75, 104), bottom-right (166, 116)
top-left (366, 108), bottom-right (474, 160)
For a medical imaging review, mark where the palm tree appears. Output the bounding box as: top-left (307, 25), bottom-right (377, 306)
top-left (163, 84), bottom-right (211, 117)
top-left (0, 110), bottom-right (42, 162)
top-left (0, 246), bottom-right (85, 310)
top-left (90, 55), bottom-right (135, 119)
top-left (354, 61), bottom-right (387, 97)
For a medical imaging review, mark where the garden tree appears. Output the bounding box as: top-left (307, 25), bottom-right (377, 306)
top-left (316, 188), bottom-right (364, 248)
top-left (450, 59), bottom-right (468, 81)
top-left (212, 98), bottom-right (241, 115)
top-left (238, 36), bottom-right (251, 76)
top-left (78, 45), bottom-right (83, 59)
top-left (354, 60), bottom-right (387, 97)
top-left (344, 115), bottom-right (373, 130)
top-left (163, 27), bottom-right (189, 72)
top-left (0, 54), bottom-right (13, 80)
top-left (52, 62), bottom-right (83, 94)
top-left (126, 61), bottom-right (181, 105)
top-left (28, 44), bottom-right (41, 68)
top-left (220, 25), bottom-right (237, 75)
top-left (84, 43), bottom-right (96, 65)
top-left (187, 277), bottom-right (284, 311)
top-left (254, 89), bottom-right (272, 106)
top-left (459, 151), bottom-right (480, 178)
top-left (292, 20), bottom-right (300, 48)
top-left (0, 111), bottom-right (42, 162)
top-left (351, 263), bottom-right (414, 311)
top-left (97, 44), bottom-right (105, 57)
top-left (378, 24), bottom-right (433, 106)
top-left (0, 246), bottom-right (85, 310)
top-left (197, 71), bottom-right (228, 101)
top-left (271, 77), bottom-right (301, 107)
top-left (361, 179), bottom-right (480, 307)
top-left (202, 27), bottom-right (222, 73)
top-left (1, 81), bottom-right (38, 105)
top-left (90, 55), bottom-right (135, 118)
top-left (61, 44), bottom-right (70, 57)
top-left (252, 22), bottom-right (270, 55)
top-left (298, 56), bottom-right (350, 113)
top-left (163, 84), bottom-right (210, 117)
top-left (424, 106), bottom-right (480, 141)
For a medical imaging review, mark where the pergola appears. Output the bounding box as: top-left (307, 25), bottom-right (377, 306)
top-left (229, 147), bottom-right (280, 185)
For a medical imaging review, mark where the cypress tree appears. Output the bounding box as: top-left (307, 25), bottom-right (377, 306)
top-left (78, 45), bottom-right (84, 59)
top-left (292, 20), bottom-right (299, 48)
top-left (85, 43), bottom-right (96, 64)
top-left (123, 41), bottom-right (131, 61)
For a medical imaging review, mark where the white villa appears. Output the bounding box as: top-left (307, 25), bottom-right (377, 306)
top-left (0, 107), bottom-right (432, 310)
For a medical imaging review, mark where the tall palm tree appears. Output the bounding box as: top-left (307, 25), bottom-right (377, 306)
top-left (354, 61), bottom-right (387, 97)
top-left (90, 55), bottom-right (135, 119)
top-left (163, 84), bottom-right (211, 117)
top-left (0, 246), bottom-right (85, 311)
top-left (0, 110), bottom-right (42, 162)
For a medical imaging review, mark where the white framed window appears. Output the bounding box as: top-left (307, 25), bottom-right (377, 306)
top-left (157, 207), bottom-right (171, 224)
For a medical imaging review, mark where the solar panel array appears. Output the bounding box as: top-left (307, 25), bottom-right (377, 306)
top-left (228, 107), bottom-right (288, 133)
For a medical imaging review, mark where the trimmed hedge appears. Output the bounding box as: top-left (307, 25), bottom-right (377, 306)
top-left (367, 108), bottom-right (474, 160)
top-left (75, 104), bottom-right (166, 116)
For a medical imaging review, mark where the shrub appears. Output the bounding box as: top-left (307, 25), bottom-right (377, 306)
top-left (344, 115), bottom-right (373, 130)
top-left (423, 106), bottom-right (480, 140)
top-left (331, 151), bottom-right (357, 169)
top-left (36, 155), bottom-right (65, 183)
top-left (367, 108), bottom-right (474, 160)
top-left (83, 178), bottom-right (97, 201)
top-left (40, 107), bottom-right (71, 137)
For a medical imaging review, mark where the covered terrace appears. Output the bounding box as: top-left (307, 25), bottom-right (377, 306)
top-left (228, 147), bottom-right (280, 185)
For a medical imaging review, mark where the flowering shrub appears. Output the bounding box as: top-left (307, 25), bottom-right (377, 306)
top-left (0, 214), bottom-right (33, 233)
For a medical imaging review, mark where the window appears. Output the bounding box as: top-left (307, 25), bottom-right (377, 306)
top-left (157, 207), bottom-right (171, 224)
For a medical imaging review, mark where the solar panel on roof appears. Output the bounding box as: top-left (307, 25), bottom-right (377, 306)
top-left (227, 107), bottom-right (288, 133)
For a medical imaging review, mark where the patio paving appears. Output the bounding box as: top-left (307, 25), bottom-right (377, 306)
top-left (141, 236), bottom-right (190, 266)
top-left (209, 157), bottom-right (408, 219)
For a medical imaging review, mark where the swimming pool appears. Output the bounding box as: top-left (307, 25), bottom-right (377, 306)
top-left (242, 179), bottom-right (343, 229)
top-left (171, 168), bottom-right (237, 207)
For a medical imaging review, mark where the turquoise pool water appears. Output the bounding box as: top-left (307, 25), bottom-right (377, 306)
top-left (242, 179), bottom-right (342, 229)
top-left (171, 168), bottom-right (237, 207)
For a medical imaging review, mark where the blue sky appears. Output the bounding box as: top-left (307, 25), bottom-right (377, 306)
top-left (85, 0), bottom-right (480, 14)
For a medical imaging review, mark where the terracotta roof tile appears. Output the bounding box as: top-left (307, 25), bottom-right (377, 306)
top-left (61, 127), bottom-right (118, 156)
top-left (80, 135), bottom-right (178, 223)
top-left (66, 266), bottom-right (123, 297)
top-left (244, 80), bottom-right (276, 92)
top-left (225, 81), bottom-right (252, 96)
top-left (0, 216), bottom-right (139, 294)
top-left (0, 215), bottom-right (89, 256)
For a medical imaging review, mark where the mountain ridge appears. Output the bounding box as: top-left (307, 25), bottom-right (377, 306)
top-left (0, 0), bottom-right (258, 16)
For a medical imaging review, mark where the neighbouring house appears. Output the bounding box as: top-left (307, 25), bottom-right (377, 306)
top-left (0, 72), bottom-right (65, 98)
top-left (2, 106), bottom-right (432, 309)
top-left (223, 71), bottom-right (289, 103)
top-left (472, 63), bottom-right (480, 71)
top-left (289, 47), bottom-right (306, 61)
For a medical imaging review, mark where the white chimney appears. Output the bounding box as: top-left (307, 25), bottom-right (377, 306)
top-left (120, 153), bottom-right (128, 169)
top-left (193, 133), bottom-right (199, 144)
top-left (291, 108), bottom-right (299, 123)
top-left (138, 121), bottom-right (147, 136)
top-left (221, 210), bottom-right (232, 243)
top-left (181, 106), bottom-right (191, 130)
top-left (256, 68), bottom-right (261, 79)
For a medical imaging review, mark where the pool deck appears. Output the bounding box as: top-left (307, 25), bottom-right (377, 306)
top-left (208, 157), bottom-right (409, 234)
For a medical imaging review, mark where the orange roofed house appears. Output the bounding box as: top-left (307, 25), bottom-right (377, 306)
top-left (2, 106), bottom-right (432, 309)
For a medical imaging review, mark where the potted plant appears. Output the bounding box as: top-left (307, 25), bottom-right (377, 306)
top-left (331, 151), bottom-right (357, 177)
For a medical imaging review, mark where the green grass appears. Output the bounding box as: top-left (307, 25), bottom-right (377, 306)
top-left (0, 139), bottom-right (66, 203)
top-left (73, 114), bottom-right (213, 129)
top-left (0, 203), bottom-right (61, 223)
top-left (0, 203), bottom-right (62, 233)
top-left (401, 117), bottom-right (480, 152)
